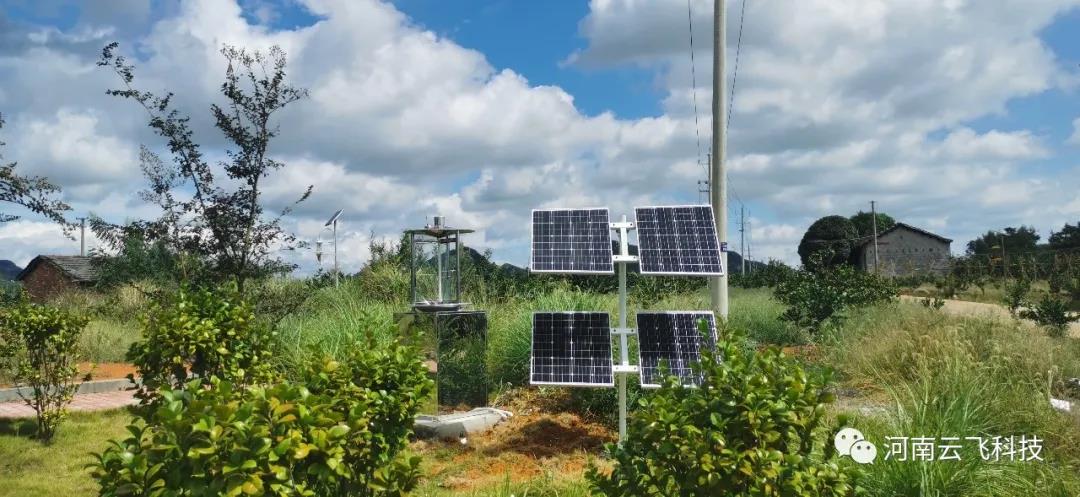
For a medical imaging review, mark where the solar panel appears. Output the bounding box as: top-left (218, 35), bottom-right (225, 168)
top-left (530, 312), bottom-right (614, 387)
top-left (636, 311), bottom-right (717, 388)
top-left (531, 208), bottom-right (614, 274)
top-left (634, 205), bottom-right (723, 275)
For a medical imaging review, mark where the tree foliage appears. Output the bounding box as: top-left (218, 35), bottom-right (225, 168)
top-left (965, 226), bottom-right (1040, 256)
top-left (128, 286), bottom-right (278, 405)
top-left (0, 302), bottom-right (87, 441)
top-left (0, 114), bottom-right (70, 227)
top-left (775, 260), bottom-right (898, 333)
top-left (849, 210), bottom-right (895, 238)
top-left (1048, 221), bottom-right (1080, 250)
top-left (798, 216), bottom-right (859, 269)
top-left (588, 324), bottom-right (861, 497)
top-left (94, 43), bottom-right (311, 289)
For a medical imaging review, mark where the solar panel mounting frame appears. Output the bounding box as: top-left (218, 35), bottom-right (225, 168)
top-left (634, 204), bottom-right (725, 276)
top-left (529, 207), bottom-right (615, 275)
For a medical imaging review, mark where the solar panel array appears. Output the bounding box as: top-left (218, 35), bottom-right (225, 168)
top-left (636, 312), bottom-right (717, 388)
top-left (530, 312), bottom-right (614, 387)
top-left (531, 208), bottom-right (614, 274)
top-left (635, 205), bottom-right (724, 275)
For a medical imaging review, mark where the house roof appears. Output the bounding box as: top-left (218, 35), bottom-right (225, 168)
top-left (16, 255), bottom-right (99, 283)
top-left (855, 222), bottom-right (953, 247)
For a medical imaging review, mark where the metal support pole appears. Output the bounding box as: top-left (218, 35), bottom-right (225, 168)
top-left (871, 201), bottom-right (879, 274)
top-left (437, 239), bottom-right (444, 302)
top-left (79, 217), bottom-right (86, 256)
top-left (456, 236), bottom-right (462, 302)
top-left (409, 234), bottom-right (417, 305)
top-left (333, 218), bottom-right (339, 287)
top-left (617, 214), bottom-right (630, 444)
top-left (710, 0), bottom-right (729, 319)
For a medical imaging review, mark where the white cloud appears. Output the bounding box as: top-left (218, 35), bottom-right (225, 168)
top-left (1069, 117), bottom-right (1080, 145)
top-left (1, 0), bottom-right (1078, 270)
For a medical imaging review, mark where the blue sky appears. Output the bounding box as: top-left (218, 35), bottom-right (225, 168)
top-left (0, 0), bottom-right (1078, 272)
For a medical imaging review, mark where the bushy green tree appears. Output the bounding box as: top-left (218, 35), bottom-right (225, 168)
top-left (849, 211), bottom-right (895, 238)
top-left (0, 303), bottom-right (87, 440)
top-left (966, 226), bottom-right (1040, 256)
top-left (588, 324), bottom-right (861, 496)
top-left (1020, 295), bottom-right (1079, 338)
top-left (798, 216), bottom-right (859, 269)
top-left (128, 286), bottom-right (278, 404)
top-left (1048, 221), bottom-right (1080, 250)
top-left (775, 261), bottom-right (897, 333)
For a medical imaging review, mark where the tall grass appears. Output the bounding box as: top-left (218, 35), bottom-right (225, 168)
top-left (274, 277), bottom-right (402, 374)
top-left (824, 302), bottom-right (1080, 496)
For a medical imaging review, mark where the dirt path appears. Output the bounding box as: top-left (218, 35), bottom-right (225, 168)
top-left (899, 295), bottom-right (1080, 338)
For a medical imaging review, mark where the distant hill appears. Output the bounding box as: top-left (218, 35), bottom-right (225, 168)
top-left (0, 260), bottom-right (21, 280)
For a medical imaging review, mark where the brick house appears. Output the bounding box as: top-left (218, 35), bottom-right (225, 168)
top-left (16, 255), bottom-right (98, 301)
top-left (852, 223), bottom-right (952, 277)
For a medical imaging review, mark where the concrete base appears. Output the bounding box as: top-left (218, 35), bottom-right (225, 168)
top-left (414, 407), bottom-right (512, 442)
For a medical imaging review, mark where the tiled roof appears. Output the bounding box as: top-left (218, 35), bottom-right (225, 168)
top-left (17, 255), bottom-right (99, 283)
top-left (855, 222), bottom-right (952, 247)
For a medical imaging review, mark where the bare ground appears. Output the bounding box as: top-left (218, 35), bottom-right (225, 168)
top-left (899, 295), bottom-right (1080, 338)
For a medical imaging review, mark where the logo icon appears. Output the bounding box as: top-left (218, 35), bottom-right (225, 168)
top-left (835, 427), bottom-right (877, 464)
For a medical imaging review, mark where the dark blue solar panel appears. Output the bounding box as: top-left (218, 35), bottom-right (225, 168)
top-left (636, 312), bottom-right (717, 388)
top-left (531, 209), bottom-right (614, 274)
top-left (635, 205), bottom-right (724, 275)
top-left (530, 312), bottom-right (613, 386)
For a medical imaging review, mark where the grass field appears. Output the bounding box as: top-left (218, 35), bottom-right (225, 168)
top-left (4, 283), bottom-right (1080, 496)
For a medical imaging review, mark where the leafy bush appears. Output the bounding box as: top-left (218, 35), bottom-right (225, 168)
top-left (1002, 278), bottom-right (1031, 317)
top-left (774, 264), bottom-right (897, 333)
top-left (0, 303), bottom-right (87, 440)
top-left (1021, 295), bottom-right (1079, 338)
top-left (797, 215), bottom-right (859, 270)
top-left (588, 324), bottom-right (860, 496)
top-left (93, 337), bottom-right (433, 497)
top-left (129, 286), bottom-right (278, 404)
top-left (731, 259), bottom-right (795, 289)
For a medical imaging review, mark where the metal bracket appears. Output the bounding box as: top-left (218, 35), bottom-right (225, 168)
top-left (613, 365), bottom-right (639, 374)
top-left (610, 327), bottom-right (636, 336)
top-left (610, 221), bottom-right (635, 229)
top-left (613, 255), bottom-right (639, 263)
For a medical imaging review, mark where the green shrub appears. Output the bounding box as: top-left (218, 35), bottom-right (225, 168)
top-left (731, 259), bottom-right (795, 289)
top-left (1002, 278), bottom-right (1031, 317)
top-left (93, 337), bottom-right (433, 497)
top-left (129, 286), bottom-right (278, 404)
top-left (588, 324), bottom-right (861, 497)
top-left (920, 296), bottom-right (946, 310)
top-left (0, 303), bottom-right (87, 440)
top-left (0, 280), bottom-right (24, 308)
top-left (774, 264), bottom-right (897, 333)
top-left (1021, 295), bottom-right (1079, 338)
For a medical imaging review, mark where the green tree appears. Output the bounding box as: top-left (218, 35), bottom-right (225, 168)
top-left (0, 114), bottom-right (70, 227)
top-left (94, 43), bottom-right (311, 290)
top-left (849, 210), bottom-right (895, 238)
top-left (1048, 221), bottom-right (1080, 250)
top-left (798, 215), bottom-right (858, 269)
top-left (966, 226), bottom-right (1040, 256)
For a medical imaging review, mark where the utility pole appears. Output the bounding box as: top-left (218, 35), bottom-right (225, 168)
top-left (739, 206), bottom-right (746, 275)
top-left (1000, 233), bottom-right (1007, 279)
top-left (710, 0), bottom-right (729, 318)
top-left (870, 201), bottom-right (879, 273)
top-left (79, 217), bottom-right (86, 256)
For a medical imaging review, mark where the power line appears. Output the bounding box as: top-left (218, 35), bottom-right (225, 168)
top-left (686, 0), bottom-right (705, 176)
top-left (727, 0), bottom-right (747, 130)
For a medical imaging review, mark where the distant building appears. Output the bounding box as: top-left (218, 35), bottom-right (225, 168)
top-left (852, 223), bottom-right (952, 277)
top-left (16, 255), bottom-right (98, 301)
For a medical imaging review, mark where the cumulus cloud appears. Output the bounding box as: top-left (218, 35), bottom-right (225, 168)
top-left (0, 0), bottom-right (1077, 271)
